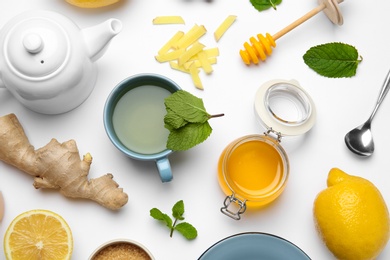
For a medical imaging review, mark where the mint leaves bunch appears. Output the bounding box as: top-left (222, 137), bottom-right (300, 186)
top-left (250, 0), bottom-right (282, 11)
top-left (164, 90), bottom-right (224, 151)
top-left (303, 42), bottom-right (362, 78)
top-left (150, 200), bottom-right (197, 240)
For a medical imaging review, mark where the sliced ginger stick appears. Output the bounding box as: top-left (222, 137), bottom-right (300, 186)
top-left (198, 47), bottom-right (220, 59)
top-left (170, 58), bottom-right (217, 73)
top-left (194, 57), bottom-right (217, 67)
top-left (183, 60), bottom-right (193, 71)
top-left (170, 61), bottom-right (189, 73)
top-left (175, 24), bottom-right (207, 49)
top-left (189, 62), bottom-right (203, 90)
top-left (158, 31), bottom-right (184, 55)
top-left (183, 55), bottom-right (217, 70)
top-left (214, 15), bottom-right (237, 42)
top-left (178, 41), bottom-right (205, 66)
top-left (153, 16), bottom-right (185, 25)
top-left (195, 57), bottom-right (217, 66)
top-left (155, 48), bottom-right (185, 62)
top-left (154, 22), bottom-right (220, 90)
top-left (197, 51), bottom-right (213, 74)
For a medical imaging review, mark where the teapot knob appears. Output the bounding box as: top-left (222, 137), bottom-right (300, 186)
top-left (23, 33), bottom-right (44, 54)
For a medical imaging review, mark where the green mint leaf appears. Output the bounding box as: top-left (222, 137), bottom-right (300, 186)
top-left (303, 42), bottom-right (362, 78)
top-left (250, 0), bottom-right (282, 11)
top-left (164, 90), bottom-right (210, 124)
top-left (172, 200), bottom-right (185, 220)
top-left (164, 90), bottom-right (223, 151)
top-left (167, 122), bottom-right (212, 151)
top-left (150, 208), bottom-right (173, 228)
top-left (175, 222), bottom-right (198, 240)
top-left (164, 108), bottom-right (188, 130)
top-left (150, 200), bottom-right (197, 239)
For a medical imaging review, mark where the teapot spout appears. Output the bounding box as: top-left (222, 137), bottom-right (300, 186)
top-left (82, 18), bottom-right (122, 62)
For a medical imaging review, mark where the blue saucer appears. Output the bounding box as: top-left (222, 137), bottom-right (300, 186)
top-left (198, 232), bottom-right (311, 260)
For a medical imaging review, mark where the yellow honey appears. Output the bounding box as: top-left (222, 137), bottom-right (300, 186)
top-left (218, 135), bottom-right (288, 208)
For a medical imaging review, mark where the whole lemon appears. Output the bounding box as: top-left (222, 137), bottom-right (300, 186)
top-left (313, 168), bottom-right (389, 260)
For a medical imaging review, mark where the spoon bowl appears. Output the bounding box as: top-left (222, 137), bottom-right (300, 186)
top-left (344, 69), bottom-right (390, 156)
top-left (345, 121), bottom-right (374, 156)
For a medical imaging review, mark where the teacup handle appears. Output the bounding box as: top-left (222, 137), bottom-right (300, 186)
top-left (156, 157), bottom-right (173, 182)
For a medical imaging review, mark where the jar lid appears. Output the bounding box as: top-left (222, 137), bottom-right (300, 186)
top-left (254, 79), bottom-right (316, 136)
top-left (4, 16), bottom-right (70, 80)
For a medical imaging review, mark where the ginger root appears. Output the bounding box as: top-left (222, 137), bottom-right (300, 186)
top-left (0, 113), bottom-right (128, 210)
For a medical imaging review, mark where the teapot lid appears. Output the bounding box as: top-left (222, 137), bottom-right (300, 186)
top-left (4, 16), bottom-right (70, 80)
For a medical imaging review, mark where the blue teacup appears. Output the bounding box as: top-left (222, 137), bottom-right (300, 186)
top-left (103, 73), bottom-right (181, 182)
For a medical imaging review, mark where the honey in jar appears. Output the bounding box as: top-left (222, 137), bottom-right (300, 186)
top-left (218, 79), bottom-right (316, 220)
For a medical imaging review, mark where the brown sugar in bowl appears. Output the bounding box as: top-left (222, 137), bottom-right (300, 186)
top-left (89, 239), bottom-right (155, 260)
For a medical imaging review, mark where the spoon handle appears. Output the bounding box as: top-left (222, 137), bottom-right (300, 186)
top-left (369, 69), bottom-right (390, 121)
top-left (377, 69), bottom-right (390, 103)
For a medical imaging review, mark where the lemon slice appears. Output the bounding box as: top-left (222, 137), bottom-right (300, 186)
top-left (66, 0), bottom-right (120, 8)
top-left (4, 209), bottom-right (73, 260)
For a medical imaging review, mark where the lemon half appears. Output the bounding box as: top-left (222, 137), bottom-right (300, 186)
top-left (4, 209), bottom-right (73, 260)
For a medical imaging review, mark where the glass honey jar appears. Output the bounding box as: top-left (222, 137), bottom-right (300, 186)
top-left (218, 79), bottom-right (316, 220)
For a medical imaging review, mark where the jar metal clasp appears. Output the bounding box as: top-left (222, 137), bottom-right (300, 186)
top-left (264, 127), bottom-right (282, 143)
top-left (220, 194), bottom-right (247, 220)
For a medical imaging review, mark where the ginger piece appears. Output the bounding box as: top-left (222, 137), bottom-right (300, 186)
top-left (188, 62), bottom-right (203, 90)
top-left (0, 113), bottom-right (128, 210)
top-left (153, 16), bottom-right (185, 25)
top-left (175, 24), bottom-right (207, 50)
top-left (214, 15), bottom-right (237, 42)
top-left (155, 24), bottom-right (220, 90)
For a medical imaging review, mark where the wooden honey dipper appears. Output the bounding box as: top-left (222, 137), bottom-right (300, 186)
top-left (240, 0), bottom-right (345, 65)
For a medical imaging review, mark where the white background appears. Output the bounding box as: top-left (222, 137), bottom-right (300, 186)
top-left (1, 0), bottom-right (390, 259)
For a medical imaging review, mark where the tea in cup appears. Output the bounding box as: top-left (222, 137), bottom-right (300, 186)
top-left (104, 74), bottom-right (181, 182)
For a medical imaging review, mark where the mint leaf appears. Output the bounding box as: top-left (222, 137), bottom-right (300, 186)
top-left (172, 200), bottom-right (185, 220)
top-left (164, 108), bottom-right (188, 130)
top-left (164, 90), bottom-right (210, 124)
top-left (150, 200), bottom-right (198, 240)
top-left (150, 208), bottom-right (173, 228)
top-left (250, 0), bottom-right (282, 11)
top-left (175, 222), bottom-right (198, 240)
top-left (303, 42), bottom-right (362, 78)
top-left (164, 90), bottom-right (223, 151)
top-left (167, 122), bottom-right (212, 151)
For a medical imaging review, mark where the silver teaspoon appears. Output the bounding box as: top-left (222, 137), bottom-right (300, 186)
top-left (345, 69), bottom-right (390, 156)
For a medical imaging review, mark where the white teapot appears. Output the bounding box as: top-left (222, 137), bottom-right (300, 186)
top-left (0, 10), bottom-right (122, 114)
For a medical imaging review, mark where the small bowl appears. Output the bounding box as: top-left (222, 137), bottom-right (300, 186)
top-left (89, 239), bottom-right (155, 260)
